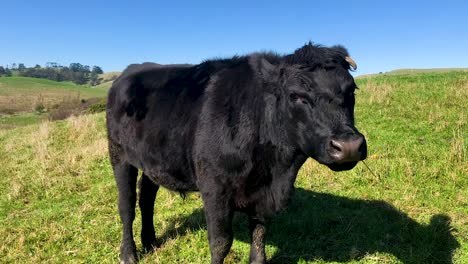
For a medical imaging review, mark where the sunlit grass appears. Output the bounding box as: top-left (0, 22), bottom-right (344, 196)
top-left (0, 71), bottom-right (466, 263)
top-left (0, 77), bottom-right (108, 114)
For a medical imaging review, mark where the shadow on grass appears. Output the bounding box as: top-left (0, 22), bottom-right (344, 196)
top-left (155, 188), bottom-right (459, 264)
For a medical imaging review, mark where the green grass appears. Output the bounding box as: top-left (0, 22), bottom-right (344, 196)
top-left (356, 68), bottom-right (468, 79)
top-left (387, 68), bottom-right (468, 74)
top-left (0, 77), bottom-right (108, 114)
top-left (0, 112), bottom-right (46, 129)
top-left (0, 77), bottom-right (108, 96)
top-left (0, 71), bottom-right (466, 263)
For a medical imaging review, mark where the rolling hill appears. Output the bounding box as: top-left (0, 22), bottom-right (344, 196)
top-left (0, 76), bottom-right (110, 128)
top-left (356, 68), bottom-right (468, 78)
top-left (96, 71), bottom-right (121, 89)
top-left (0, 77), bottom-right (108, 113)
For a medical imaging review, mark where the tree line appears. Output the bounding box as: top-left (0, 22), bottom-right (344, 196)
top-left (0, 63), bottom-right (105, 86)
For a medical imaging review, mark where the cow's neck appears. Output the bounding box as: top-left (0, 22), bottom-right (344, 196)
top-left (246, 100), bottom-right (308, 219)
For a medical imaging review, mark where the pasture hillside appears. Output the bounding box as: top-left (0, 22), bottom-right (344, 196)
top-left (0, 77), bottom-right (108, 114)
top-left (356, 68), bottom-right (468, 79)
top-left (95, 71), bottom-right (121, 89)
top-left (0, 77), bottom-right (109, 128)
top-left (0, 71), bottom-right (466, 263)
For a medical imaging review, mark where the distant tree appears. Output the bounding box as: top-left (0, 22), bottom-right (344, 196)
top-left (18, 63), bottom-right (26, 71)
top-left (11, 63), bottom-right (17, 69)
top-left (91, 66), bottom-right (104, 74)
top-left (59, 67), bottom-right (71, 80)
top-left (69, 63), bottom-right (84, 72)
top-left (74, 72), bottom-right (88, 84)
top-left (0, 66), bottom-right (5, 75)
top-left (5, 68), bottom-right (12, 77)
top-left (46, 62), bottom-right (59, 68)
top-left (18, 61), bottom-right (103, 85)
top-left (89, 72), bottom-right (99, 86)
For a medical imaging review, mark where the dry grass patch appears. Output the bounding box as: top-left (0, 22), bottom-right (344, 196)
top-left (0, 113), bottom-right (107, 202)
top-left (0, 92), bottom-right (83, 114)
top-left (359, 80), bottom-right (395, 104)
top-left (0, 77), bottom-right (107, 115)
top-left (446, 128), bottom-right (467, 179)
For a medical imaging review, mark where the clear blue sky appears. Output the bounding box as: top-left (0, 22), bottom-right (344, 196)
top-left (1, 0), bottom-right (467, 75)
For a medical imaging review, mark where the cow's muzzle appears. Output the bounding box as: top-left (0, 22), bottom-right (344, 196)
top-left (326, 135), bottom-right (367, 171)
top-left (329, 136), bottom-right (367, 163)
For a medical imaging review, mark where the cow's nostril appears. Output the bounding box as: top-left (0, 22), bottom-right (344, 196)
top-left (330, 139), bottom-right (343, 153)
top-left (329, 137), bottom-right (366, 163)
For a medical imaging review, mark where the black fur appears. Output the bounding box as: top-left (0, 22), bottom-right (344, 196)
top-left (106, 43), bottom-right (367, 264)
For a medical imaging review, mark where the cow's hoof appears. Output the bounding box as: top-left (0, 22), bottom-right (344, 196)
top-left (120, 260), bottom-right (136, 264)
top-left (120, 254), bottom-right (137, 264)
top-left (120, 257), bottom-right (136, 264)
top-left (249, 256), bottom-right (266, 264)
top-left (250, 261), bottom-right (266, 264)
top-left (120, 243), bottom-right (137, 264)
top-left (142, 238), bottom-right (159, 253)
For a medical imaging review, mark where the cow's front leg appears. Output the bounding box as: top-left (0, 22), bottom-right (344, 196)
top-left (249, 218), bottom-right (266, 264)
top-left (201, 189), bottom-right (234, 264)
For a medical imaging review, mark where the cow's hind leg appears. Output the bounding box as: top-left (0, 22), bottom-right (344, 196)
top-left (110, 142), bottom-right (138, 263)
top-left (201, 189), bottom-right (234, 264)
top-left (248, 218), bottom-right (266, 264)
top-left (139, 173), bottom-right (159, 252)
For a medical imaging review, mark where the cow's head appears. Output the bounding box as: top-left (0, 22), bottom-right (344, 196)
top-left (284, 44), bottom-right (367, 171)
top-left (255, 44), bottom-right (367, 171)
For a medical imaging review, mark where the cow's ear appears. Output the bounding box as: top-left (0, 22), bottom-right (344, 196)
top-left (259, 58), bottom-right (276, 78)
top-left (331, 45), bottom-right (349, 56)
top-left (250, 56), bottom-right (278, 81)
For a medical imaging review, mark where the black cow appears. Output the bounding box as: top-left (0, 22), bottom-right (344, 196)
top-left (106, 43), bottom-right (367, 264)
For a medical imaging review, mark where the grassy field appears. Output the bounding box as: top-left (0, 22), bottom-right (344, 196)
top-left (387, 68), bottom-right (468, 74)
top-left (0, 76), bottom-right (110, 128)
top-left (0, 77), bottom-right (108, 114)
top-left (356, 68), bottom-right (468, 79)
top-left (0, 113), bottom-right (46, 130)
top-left (95, 72), bottom-right (121, 90)
top-left (0, 71), bottom-right (466, 263)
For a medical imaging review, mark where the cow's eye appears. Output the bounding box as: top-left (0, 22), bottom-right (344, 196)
top-left (290, 93), bottom-right (312, 106)
top-left (289, 93), bottom-right (299, 101)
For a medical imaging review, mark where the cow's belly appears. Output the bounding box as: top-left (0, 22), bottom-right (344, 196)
top-left (136, 142), bottom-right (198, 192)
top-left (144, 167), bottom-right (199, 192)
top-left (119, 146), bottom-right (198, 192)
top-left (116, 116), bottom-right (199, 192)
